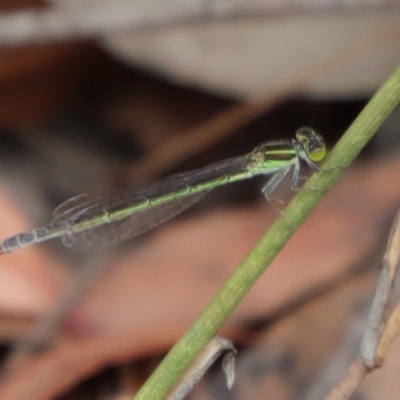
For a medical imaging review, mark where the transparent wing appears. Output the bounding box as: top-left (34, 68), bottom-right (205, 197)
top-left (53, 155), bottom-right (249, 223)
top-left (61, 191), bottom-right (207, 249)
top-left (52, 155), bottom-right (250, 249)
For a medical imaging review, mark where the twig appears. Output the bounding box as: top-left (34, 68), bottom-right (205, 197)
top-left (325, 208), bottom-right (400, 399)
top-left (134, 63), bottom-right (400, 400)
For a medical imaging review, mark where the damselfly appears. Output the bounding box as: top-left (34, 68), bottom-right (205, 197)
top-left (0, 127), bottom-right (326, 254)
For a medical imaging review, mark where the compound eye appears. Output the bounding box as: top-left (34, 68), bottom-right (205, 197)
top-left (295, 127), bottom-right (326, 162)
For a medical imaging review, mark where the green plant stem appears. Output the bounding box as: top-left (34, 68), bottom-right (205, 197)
top-left (134, 63), bottom-right (400, 400)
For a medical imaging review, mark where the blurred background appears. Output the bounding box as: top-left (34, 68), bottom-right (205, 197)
top-left (0, 1), bottom-right (400, 399)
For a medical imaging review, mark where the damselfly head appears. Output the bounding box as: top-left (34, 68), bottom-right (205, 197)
top-left (295, 127), bottom-right (326, 163)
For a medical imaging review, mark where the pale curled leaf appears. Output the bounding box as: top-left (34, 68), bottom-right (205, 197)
top-left (166, 337), bottom-right (236, 400)
top-left (221, 349), bottom-right (236, 390)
